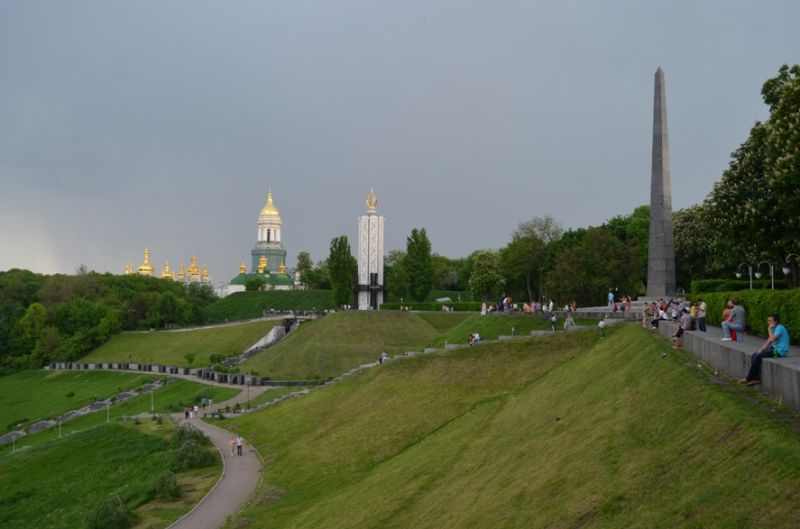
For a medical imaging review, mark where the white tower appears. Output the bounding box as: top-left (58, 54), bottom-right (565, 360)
top-left (251, 189), bottom-right (287, 273)
top-left (357, 189), bottom-right (385, 310)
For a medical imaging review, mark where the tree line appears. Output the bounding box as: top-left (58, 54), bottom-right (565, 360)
top-left (0, 269), bottom-right (217, 371)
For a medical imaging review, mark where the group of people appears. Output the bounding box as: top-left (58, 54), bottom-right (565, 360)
top-left (480, 297), bottom-right (577, 316)
top-left (645, 296), bottom-right (791, 387)
top-left (607, 289), bottom-right (633, 313)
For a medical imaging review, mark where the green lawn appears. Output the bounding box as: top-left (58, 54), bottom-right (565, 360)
top-left (244, 386), bottom-right (305, 409)
top-left (220, 325), bottom-right (800, 529)
top-left (424, 312), bottom-right (597, 347)
top-left (238, 312), bottom-right (441, 379)
top-left (11, 379), bottom-right (240, 451)
top-left (81, 320), bottom-right (275, 367)
top-left (0, 370), bottom-right (150, 432)
top-left (0, 420), bottom-right (220, 529)
top-left (203, 290), bottom-right (336, 322)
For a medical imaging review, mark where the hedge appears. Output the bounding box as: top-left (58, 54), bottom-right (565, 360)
top-left (380, 302), bottom-right (482, 312)
top-left (692, 289), bottom-right (800, 344)
top-left (690, 278), bottom-right (789, 294)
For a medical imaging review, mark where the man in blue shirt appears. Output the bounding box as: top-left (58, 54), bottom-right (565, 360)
top-left (740, 313), bottom-right (791, 386)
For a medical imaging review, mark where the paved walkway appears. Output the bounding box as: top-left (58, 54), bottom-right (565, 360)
top-left (167, 414), bottom-right (262, 529)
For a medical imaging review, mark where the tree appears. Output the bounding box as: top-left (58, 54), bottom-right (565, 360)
top-left (545, 228), bottom-right (643, 306)
top-left (405, 228), bottom-right (434, 302)
top-left (295, 251), bottom-right (313, 280)
top-left (384, 250), bottom-right (409, 301)
top-left (603, 205), bottom-right (650, 283)
top-left (468, 250), bottom-right (505, 301)
top-left (500, 218), bottom-right (555, 302)
top-left (762, 64), bottom-right (800, 255)
top-left (12, 302), bottom-right (47, 355)
top-left (673, 204), bottom-right (718, 288)
top-left (328, 235), bottom-right (356, 306)
top-left (184, 352), bottom-right (196, 366)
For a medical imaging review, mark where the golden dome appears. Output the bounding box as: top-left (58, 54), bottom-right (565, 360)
top-left (177, 263), bottom-right (185, 281)
top-left (279, 261), bottom-right (286, 274)
top-left (201, 264), bottom-right (209, 282)
top-left (239, 262), bottom-right (247, 274)
top-left (138, 248), bottom-right (154, 276)
top-left (260, 190), bottom-right (280, 217)
top-left (257, 255), bottom-right (268, 274)
top-left (160, 261), bottom-right (175, 280)
top-left (188, 255), bottom-right (200, 279)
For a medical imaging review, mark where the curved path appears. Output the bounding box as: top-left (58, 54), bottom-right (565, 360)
top-left (167, 414), bottom-right (262, 529)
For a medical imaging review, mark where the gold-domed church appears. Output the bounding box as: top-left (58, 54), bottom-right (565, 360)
top-left (124, 248), bottom-right (212, 285)
top-left (226, 189), bottom-right (294, 294)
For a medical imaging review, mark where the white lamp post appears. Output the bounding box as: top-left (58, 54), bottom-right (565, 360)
top-left (735, 262), bottom-right (753, 290)
top-left (755, 261), bottom-right (775, 290)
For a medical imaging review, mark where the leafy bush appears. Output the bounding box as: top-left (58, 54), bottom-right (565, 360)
top-left (692, 289), bottom-right (800, 343)
top-left (690, 278), bottom-right (788, 293)
top-left (172, 425), bottom-right (211, 447)
top-left (85, 494), bottom-right (136, 529)
top-left (147, 470), bottom-right (182, 500)
top-left (171, 439), bottom-right (216, 471)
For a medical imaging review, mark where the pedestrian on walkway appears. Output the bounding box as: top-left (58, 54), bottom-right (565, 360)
top-left (236, 436), bottom-right (243, 456)
top-left (740, 314), bottom-right (791, 386)
top-left (228, 436), bottom-right (236, 457)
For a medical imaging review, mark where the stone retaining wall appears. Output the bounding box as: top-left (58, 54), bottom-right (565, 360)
top-left (656, 320), bottom-right (800, 410)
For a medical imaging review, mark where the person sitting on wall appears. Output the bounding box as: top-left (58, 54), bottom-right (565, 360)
top-left (722, 298), bottom-right (746, 342)
top-left (740, 313), bottom-right (790, 386)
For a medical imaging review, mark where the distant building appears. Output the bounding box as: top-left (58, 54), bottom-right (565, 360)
top-left (124, 248), bottom-right (211, 285)
top-left (224, 190), bottom-right (295, 296)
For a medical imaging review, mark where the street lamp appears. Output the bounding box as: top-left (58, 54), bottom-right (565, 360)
top-left (755, 261), bottom-right (775, 290)
top-left (782, 253), bottom-right (800, 276)
top-left (735, 262), bottom-right (753, 290)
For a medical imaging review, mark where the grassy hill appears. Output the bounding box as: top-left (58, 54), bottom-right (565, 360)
top-left (81, 320), bottom-right (275, 367)
top-left (11, 379), bottom-right (239, 450)
top-left (1, 370), bottom-right (151, 432)
top-left (220, 325), bottom-right (800, 529)
top-left (0, 420), bottom-right (220, 529)
top-left (238, 312), bottom-right (442, 379)
top-left (203, 290), bottom-right (336, 322)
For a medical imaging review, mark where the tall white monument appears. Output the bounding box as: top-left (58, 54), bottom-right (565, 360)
top-left (356, 189), bottom-right (385, 310)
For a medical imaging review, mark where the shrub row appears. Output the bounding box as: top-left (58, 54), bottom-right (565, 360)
top-left (380, 302), bottom-right (482, 312)
top-left (693, 289), bottom-right (800, 344)
top-left (690, 278), bottom-right (789, 293)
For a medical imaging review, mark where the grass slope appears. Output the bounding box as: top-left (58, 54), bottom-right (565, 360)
top-left (81, 320), bottom-right (274, 366)
top-left (1, 370), bottom-right (150, 431)
top-left (0, 420), bottom-right (220, 529)
top-left (239, 312), bottom-right (441, 379)
top-left (14, 379), bottom-right (239, 450)
top-left (424, 312), bottom-right (597, 347)
top-left (222, 326), bottom-right (800, 529)
top-left (203, 290), bottom-right (336, 322)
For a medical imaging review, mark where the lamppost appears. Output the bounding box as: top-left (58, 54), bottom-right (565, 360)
top-left (735, 262), bottom-right (753, 290)
top-left (782, 253), bottom-right (800, 276)
top-left (755, 261), bottom-right (775, 290)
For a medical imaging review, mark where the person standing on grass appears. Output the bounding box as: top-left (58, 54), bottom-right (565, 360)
top-left (740, 314), bottom-right (790, 386)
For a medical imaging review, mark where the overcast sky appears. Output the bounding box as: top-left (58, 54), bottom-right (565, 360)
top-left (1, 1), bottom-right (798, 282)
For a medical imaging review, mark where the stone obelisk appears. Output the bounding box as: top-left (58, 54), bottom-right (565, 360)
top-left (646, 68), bottom-right (676, 298)
top-left (356, 189), bottom-right (385, 310)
